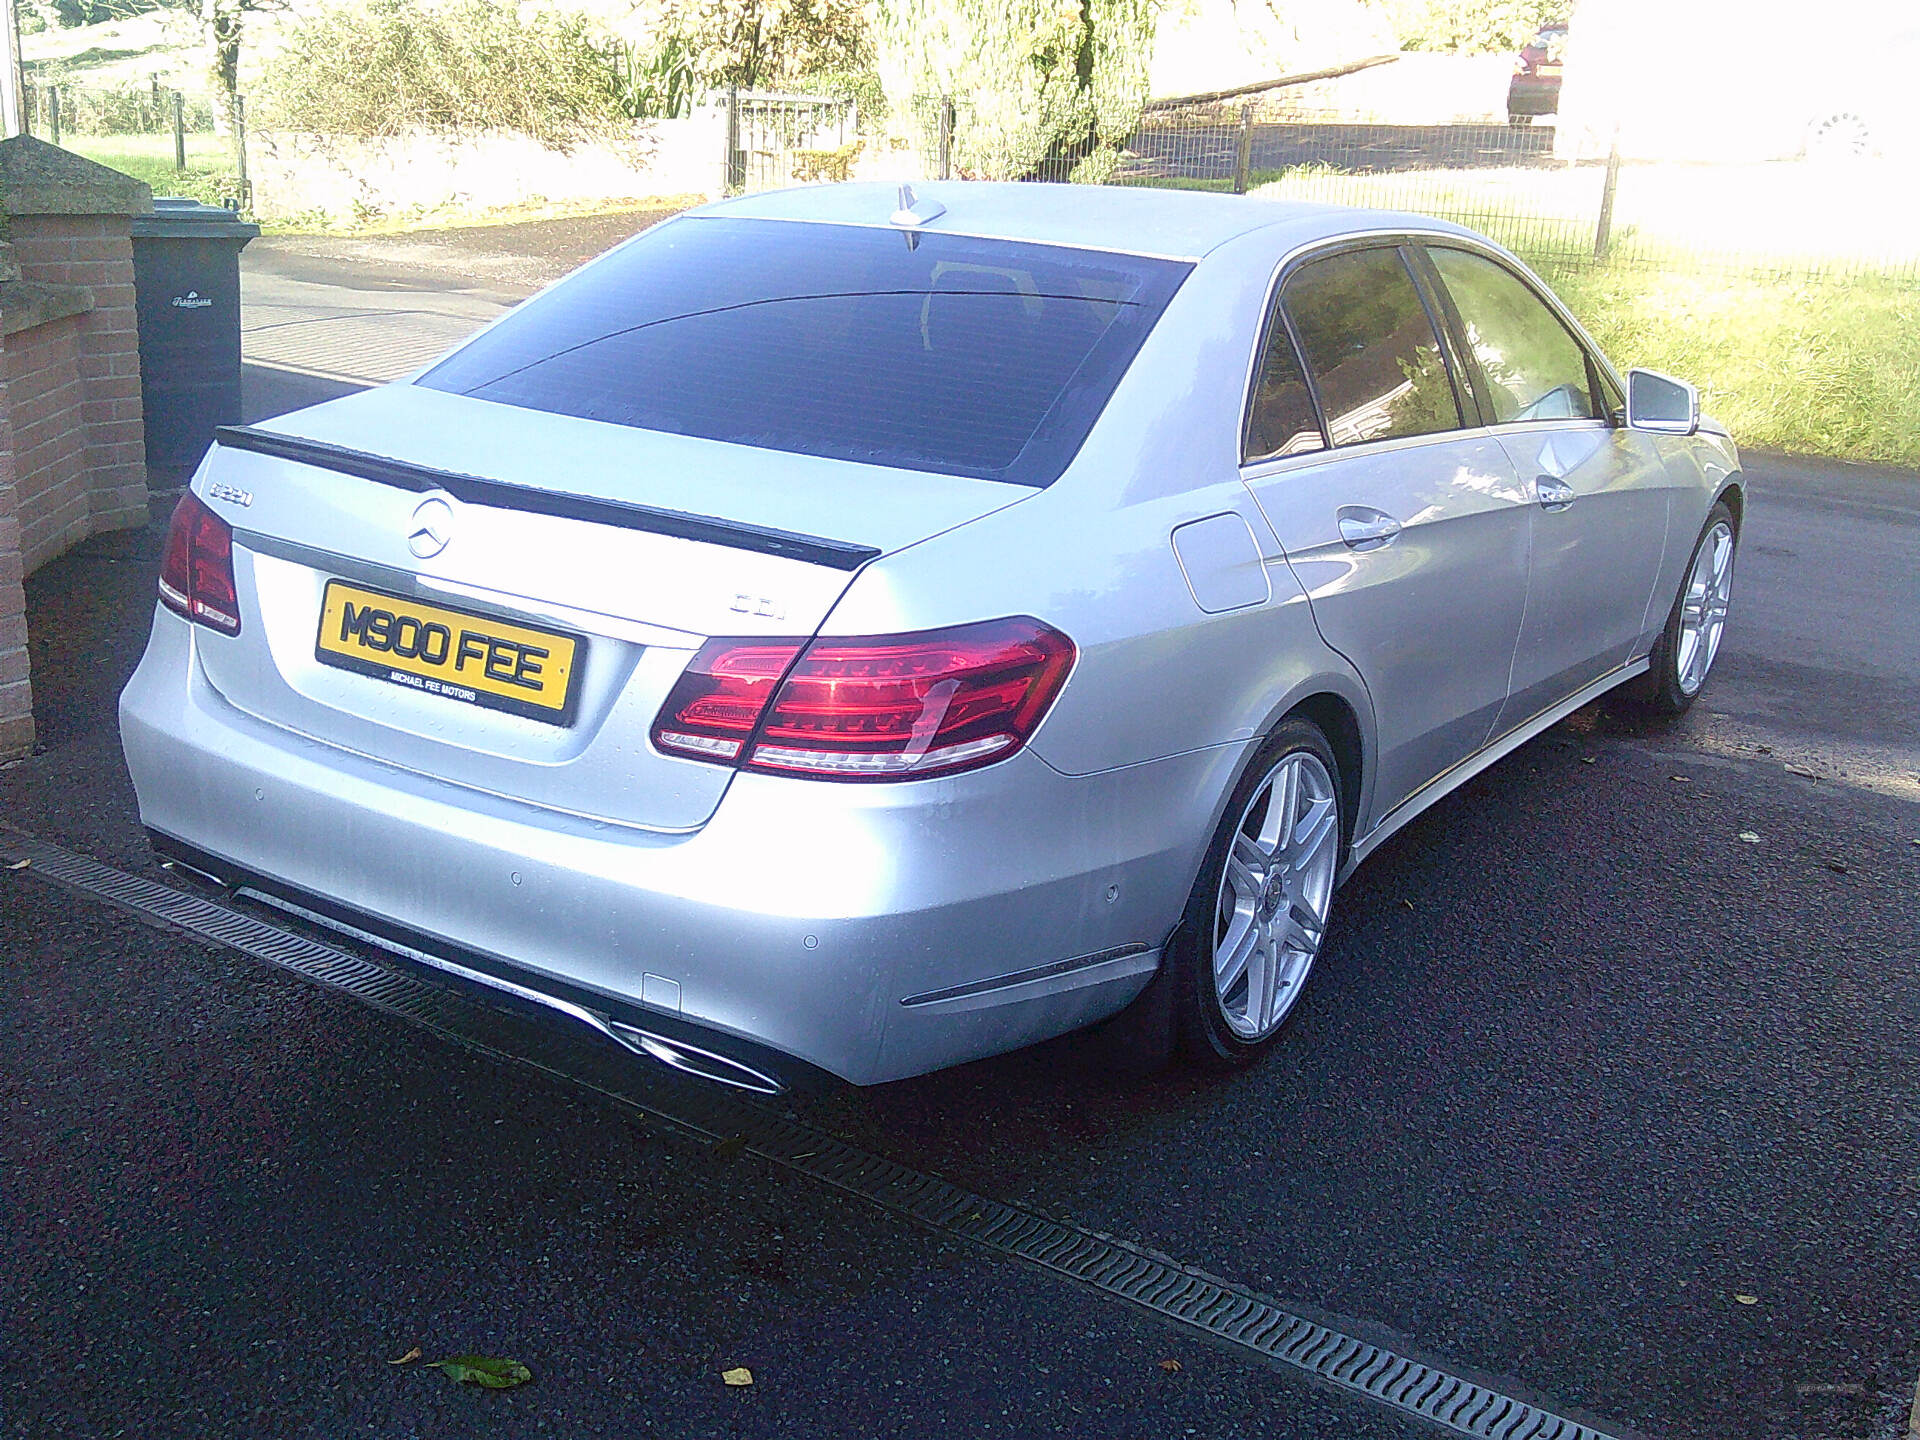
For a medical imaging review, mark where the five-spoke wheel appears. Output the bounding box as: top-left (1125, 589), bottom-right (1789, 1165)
top-left (1213, 750), bottom-right (1340, 1042)
top-left (1630, 500), bottom-right (1738, 717)
top-left (1171, 718), bottom-right (1344, 1067)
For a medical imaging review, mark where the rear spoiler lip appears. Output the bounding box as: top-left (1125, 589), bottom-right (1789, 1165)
top-left (212, 424), bottom-right (884, 572)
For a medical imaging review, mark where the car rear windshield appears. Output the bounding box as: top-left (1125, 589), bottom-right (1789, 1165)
top-left (417, 217), bottom-right (1192, 488)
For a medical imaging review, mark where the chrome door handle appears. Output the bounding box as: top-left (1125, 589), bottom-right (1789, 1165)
top-left (1337, 507), bottom-right (1402, 551)
top-left (1536, 476), bottom-right (1577, 511)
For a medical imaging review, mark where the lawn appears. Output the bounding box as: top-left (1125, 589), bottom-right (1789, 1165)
top-left (1541, 260), bottom-right (1920, 469)
top-left (62, 133), bottom-right (242, 209)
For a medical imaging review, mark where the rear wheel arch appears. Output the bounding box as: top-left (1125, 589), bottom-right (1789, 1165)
top-left (1286, 691), bottom-right (1365, 862)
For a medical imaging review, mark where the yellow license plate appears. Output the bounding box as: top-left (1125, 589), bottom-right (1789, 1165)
top-left (314, 580), bottom-right (583, 725)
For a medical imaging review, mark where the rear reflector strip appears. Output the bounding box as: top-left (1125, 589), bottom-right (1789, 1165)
top-left (213, 424), bottom-right (883, 571)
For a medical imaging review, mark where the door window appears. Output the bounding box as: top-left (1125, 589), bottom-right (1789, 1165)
top-left (1244, 315), bottom-right (1326, 463)
top-left (1427, 247), bottom-right (1599, 425)
top-left (1281, 247), bottom-right (1463, 448)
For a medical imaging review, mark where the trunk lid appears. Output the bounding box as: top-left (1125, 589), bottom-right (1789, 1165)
top-left (191, 384), bottom-right (1025, 831)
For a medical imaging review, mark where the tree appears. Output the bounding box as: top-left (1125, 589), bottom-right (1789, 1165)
top-left (143, 0), bottom-right (277, 135)
top-left (1371, 0), bottom-right (1571, 54)
top-left (873, 0), bottom-right (1157, 181)
top-left (655, 0), bottom-right (873, 93)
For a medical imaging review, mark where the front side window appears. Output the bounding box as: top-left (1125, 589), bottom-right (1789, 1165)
top-left (1281, 247), bottom-right (1463, 448)
top-left (418, 218), bottom-right (1191, 488)
top-left (1427, 246), bottom-right (1599, 425)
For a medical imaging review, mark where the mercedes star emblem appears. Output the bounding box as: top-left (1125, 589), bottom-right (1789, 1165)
top-left (407, 497), bottom-right (454, 559)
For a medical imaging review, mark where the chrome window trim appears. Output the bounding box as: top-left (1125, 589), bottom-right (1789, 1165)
top-left (1237, 421), bottom-right (1502, 485)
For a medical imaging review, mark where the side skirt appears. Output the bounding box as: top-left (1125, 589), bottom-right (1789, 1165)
top-left (1340, 657), bottom-right (1649, 881)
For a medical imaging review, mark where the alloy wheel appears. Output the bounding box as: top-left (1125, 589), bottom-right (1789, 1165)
top-left (1675, 520), bottom-right (1734, 696)
top-left (1213, 751), bottom-right (1339, 1042)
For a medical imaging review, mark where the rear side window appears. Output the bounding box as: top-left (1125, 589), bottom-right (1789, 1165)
top-left (418, 217), bottom-right (1191, 488)
top-left (1244, 314), bottom-right (1326, 464)
top-left (1427, 246), bottom-right (1598, 424)
top-left (1281, 247), bottom-right (1462, 448)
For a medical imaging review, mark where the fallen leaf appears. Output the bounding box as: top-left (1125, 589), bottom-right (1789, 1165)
top-left (1158, 1359), bottom-right (1183, 1373)
top-left (1737, 832), bottom-right (1761, 844)
top-left (1734, 1294), bottom-right (1760, 1306)
top-left (1669, 775), bottom-right (1690, 783)
top-left (428, 1355), bottom-right (532, 1389)
top-left (4, 858), bottom-right (28, 871)
top-left (722, 1366), bottom-right (754, 1387)
top-left (388, 1347), bottom-right (423, 1366)
top-left (1580, 756), bottom-right (1596, 765)
top-left (711, 1134), bottom-right (749, 1160)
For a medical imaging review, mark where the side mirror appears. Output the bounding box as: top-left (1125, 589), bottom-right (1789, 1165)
top-left (1626, 369), bottom-right (1700, 436)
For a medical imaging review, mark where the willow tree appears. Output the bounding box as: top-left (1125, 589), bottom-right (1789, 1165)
top-left (873, 0), bottom-right (1158, 181)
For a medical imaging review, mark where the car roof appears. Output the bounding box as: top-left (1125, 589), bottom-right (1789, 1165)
top-left (692, 181), bottom-right (1479, 263)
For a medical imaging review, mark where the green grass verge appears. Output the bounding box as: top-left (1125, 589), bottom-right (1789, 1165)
top-left (1538, 259), bottom-right (1920, 470)
top-left (61, 133), bottom-right (242, 209)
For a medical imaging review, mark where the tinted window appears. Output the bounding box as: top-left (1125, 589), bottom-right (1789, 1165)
top-left (419, 218), bottom-right (1190, 487)
top-left (1428, 247), bottom-right (1598, 425)
top-left (1244, 314), bottom-right (1326, 463)
top-left (1282, 247), bottom-right (1462, 448)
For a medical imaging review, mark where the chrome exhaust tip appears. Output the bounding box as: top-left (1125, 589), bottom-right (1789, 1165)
top-left (606, 1021), bottom-right (787, 1097)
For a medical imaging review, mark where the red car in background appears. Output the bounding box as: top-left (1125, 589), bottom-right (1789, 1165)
top-left (1507, 23), bottom-right (1568, 125)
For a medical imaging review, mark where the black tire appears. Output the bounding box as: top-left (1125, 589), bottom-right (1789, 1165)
top-left (1625, 500), bottom-right (1737, 718)
top-left (1169, 717), bottom-right (1343, 1071)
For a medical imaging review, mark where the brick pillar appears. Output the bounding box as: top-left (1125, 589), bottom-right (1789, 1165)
top-left (1, 136), bottom-right (151, 543)
top-left (0, 320), bottom-right (31, 762)
top-left (7, 217), bottom-right (148, 538)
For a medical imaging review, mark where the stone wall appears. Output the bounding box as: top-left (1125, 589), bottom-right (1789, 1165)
top-left (247, 115), bottom-right (727, 223)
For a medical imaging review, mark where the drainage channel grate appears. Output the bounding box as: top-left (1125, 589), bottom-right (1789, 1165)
top-left (2, 828), bottom-right (1636, 1440)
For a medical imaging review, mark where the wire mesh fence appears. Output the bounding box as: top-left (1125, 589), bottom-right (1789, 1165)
top-left (1113, 101), bottom-right (1920, 286)
top-left (898, 90), bottom-right (1918, 286)
top-left (21, 81), bottom-right (250, 211)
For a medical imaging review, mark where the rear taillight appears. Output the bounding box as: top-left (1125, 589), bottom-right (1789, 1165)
top-left (158, 491), bottom-right (241, 636)
top-left (652, 618), bottom-right (1075, 781)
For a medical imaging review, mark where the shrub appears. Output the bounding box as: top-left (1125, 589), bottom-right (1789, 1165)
top-left (790, 141), bottom-right (860, 181)
top-left (875, 0), bottom-right (1155, 181)
top-left (260, 0), bottom-right (632, 150)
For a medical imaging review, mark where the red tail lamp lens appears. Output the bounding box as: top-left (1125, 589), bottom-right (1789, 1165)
top-left (651, 640), bottom-right (806, 761)
top-left (158, 491), bottom-right (241, 636)
top-left (651, 618), bottom-right (1075, 780)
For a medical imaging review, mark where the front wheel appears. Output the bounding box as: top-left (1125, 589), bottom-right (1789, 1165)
top-left (1629, 501), bottom-right (1737, 717)
top-left (1170, 718), bottom-right (1343, 1070)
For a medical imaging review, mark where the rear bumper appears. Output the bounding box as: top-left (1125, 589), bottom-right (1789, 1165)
top-left (121, 608), bottom-right (1243, 1085)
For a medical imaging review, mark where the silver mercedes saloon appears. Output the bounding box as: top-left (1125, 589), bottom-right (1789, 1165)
top-left (121, 182), bottom-right (1741, 1092)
